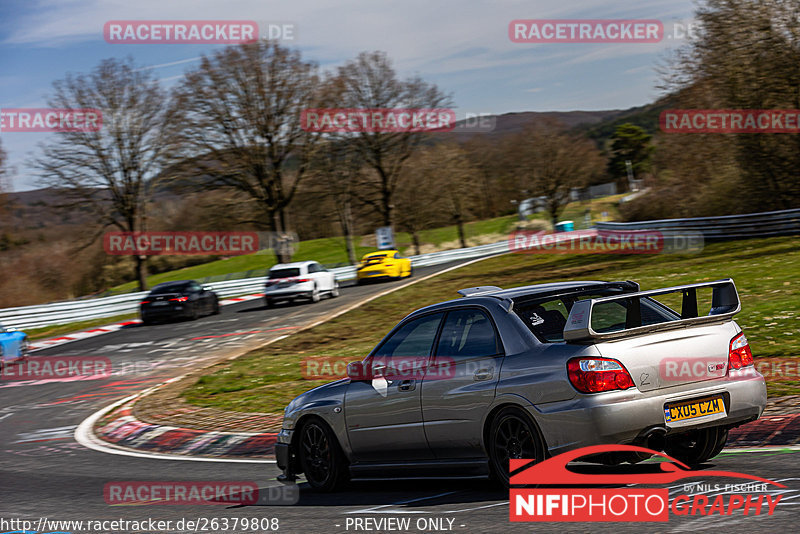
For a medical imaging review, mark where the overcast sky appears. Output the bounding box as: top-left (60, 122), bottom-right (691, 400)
top-left (0, 0), bottom-right (697, 191)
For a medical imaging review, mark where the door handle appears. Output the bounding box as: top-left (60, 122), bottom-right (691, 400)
top-left (473, 368), bottom-right (493, 381)
top-left (398, 379), bottom-right (416, 391)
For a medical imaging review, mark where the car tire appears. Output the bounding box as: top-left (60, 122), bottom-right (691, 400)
top-left (310, 285), bottom-right (320, 303)
top-left (190, 303), bottom-right (200, 320)
top-left (664, 427), bottom-right (722, 466)
top-left (20, 338), bottom-right (30, 360)
top-left (488, 407), bottom-right (546, 488)
top-left (406, 265), bottom-right (413, 278)
top-left (212, 298), bottom-right (221, 315)
top-left (141, 315), bottom-right (153, 325)
top-left (330, 282), bottom-right (340, 298)
top-left (297, 417), bottom-right (349, 492)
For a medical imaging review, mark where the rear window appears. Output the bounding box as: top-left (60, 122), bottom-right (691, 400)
top-left (150, 283), bottom-right (190, 294)
top-left (269, 268), bottom-right (301, 278)
top-left (515, 292), bottom-right (679, 343)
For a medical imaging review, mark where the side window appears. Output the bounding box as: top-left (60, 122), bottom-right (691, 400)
top-left (436, 309), bottom-right (500, 360)
top-left (372, 314), bottom-right (443, 366)
top-left (394, 253), bottom-right (400, 259)
top-left (307, 264), bottom-right (317, 274)
top-left (189, 282), bottom-right (201, 292)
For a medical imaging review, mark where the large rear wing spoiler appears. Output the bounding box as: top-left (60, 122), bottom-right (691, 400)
top-left (563, 278), bottom-right (740, 342)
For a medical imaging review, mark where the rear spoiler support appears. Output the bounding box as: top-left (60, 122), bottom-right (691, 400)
top-left (563, 278), bottom-right (741, 342)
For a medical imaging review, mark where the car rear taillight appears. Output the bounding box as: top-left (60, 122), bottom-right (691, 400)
top-left (140, 300), bottom-right (150, 304)
top-left (295, 278), bottom-right (311, 283)
top-left (567, 357), bottom-right (634, 393)
top-left (728, 332), bottom-right (754, 371)
top-left (170, 296), bottom-right (188, 302)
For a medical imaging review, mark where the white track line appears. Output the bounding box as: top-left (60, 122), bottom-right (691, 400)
top-left (74, 389), bottom-right (276, 463)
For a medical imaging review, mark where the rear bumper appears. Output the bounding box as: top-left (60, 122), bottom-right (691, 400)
top-left (141, 305), bottom-right (191, 318)
top-left (357, 271), bottom-right (394, 281)
top-left (534, 370), bottom-right (767, 456)
top-left (264, 284), bottom-right (314, 300)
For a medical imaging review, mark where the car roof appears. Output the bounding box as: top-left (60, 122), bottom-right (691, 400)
top-left (153, 280), bottom-right (194, 289)
top-left (271, 261), bottom-right (316, 269)
top-left (364, 250), bottom-right (396, 256)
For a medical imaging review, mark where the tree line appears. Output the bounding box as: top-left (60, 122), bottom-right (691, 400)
top-left (0, 0), bottom-right (795, 299)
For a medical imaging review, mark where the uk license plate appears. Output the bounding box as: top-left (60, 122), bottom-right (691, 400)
top-left (664, 396), bottom-right (725, 423)
top-left (152, 301), bottom-right (168, 306)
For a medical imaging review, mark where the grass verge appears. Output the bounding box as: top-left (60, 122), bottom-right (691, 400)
top-left (181, 236), bottom-right (800, 413)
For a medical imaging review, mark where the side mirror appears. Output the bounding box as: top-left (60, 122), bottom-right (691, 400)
top-left (347, 362), bottom-right (370, 381)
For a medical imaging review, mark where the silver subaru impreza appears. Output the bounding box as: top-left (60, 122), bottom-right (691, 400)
top-left (276, 278), bottom-right (766, 491)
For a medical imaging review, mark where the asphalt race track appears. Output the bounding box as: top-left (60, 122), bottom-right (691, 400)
top-left (1, 260), bottom-right (798, 534)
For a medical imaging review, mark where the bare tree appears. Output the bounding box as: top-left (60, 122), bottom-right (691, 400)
top-left (508, 123), bottom-right (606, 226)
top-left (309, 140), bottom-right (362, 264)
top-left (411, 144), bottom-right (481, 248)
top-left (394, 166), bottom-right (441, 255)
top-left (174, 40), bottom-right (322, 262)
top-left (660, 0), bottom-right (800, 211)
top-left (335, 51), bottom-right (452, 228)
top-left (35, 58), bottom-right (181, 290)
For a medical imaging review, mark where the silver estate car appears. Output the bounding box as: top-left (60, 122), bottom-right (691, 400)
top-left (276, 279), bottom-right (766, 491)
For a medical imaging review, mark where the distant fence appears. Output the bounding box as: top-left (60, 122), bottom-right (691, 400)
top-left (595, 208), bottom-right (800, 240)
top-left (0, 241), bottom-right (509, 330)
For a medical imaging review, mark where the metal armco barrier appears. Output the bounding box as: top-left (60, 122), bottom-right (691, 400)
top-left (595, 208), bottom-right (800, 240)
top-left (0, 240), bottom-right (510, 330)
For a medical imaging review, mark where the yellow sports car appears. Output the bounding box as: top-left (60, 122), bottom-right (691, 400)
top-left (356, 250), bottom-right (412, 284)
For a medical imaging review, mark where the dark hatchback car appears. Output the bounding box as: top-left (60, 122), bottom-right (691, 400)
top-left (140, 280), bottom-right (220, 324)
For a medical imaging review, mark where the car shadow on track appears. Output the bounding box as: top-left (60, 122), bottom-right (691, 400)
top-left (243, 460), bottom-right (733, 508)
top-left (235, 300), bottom-right (310, 314)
